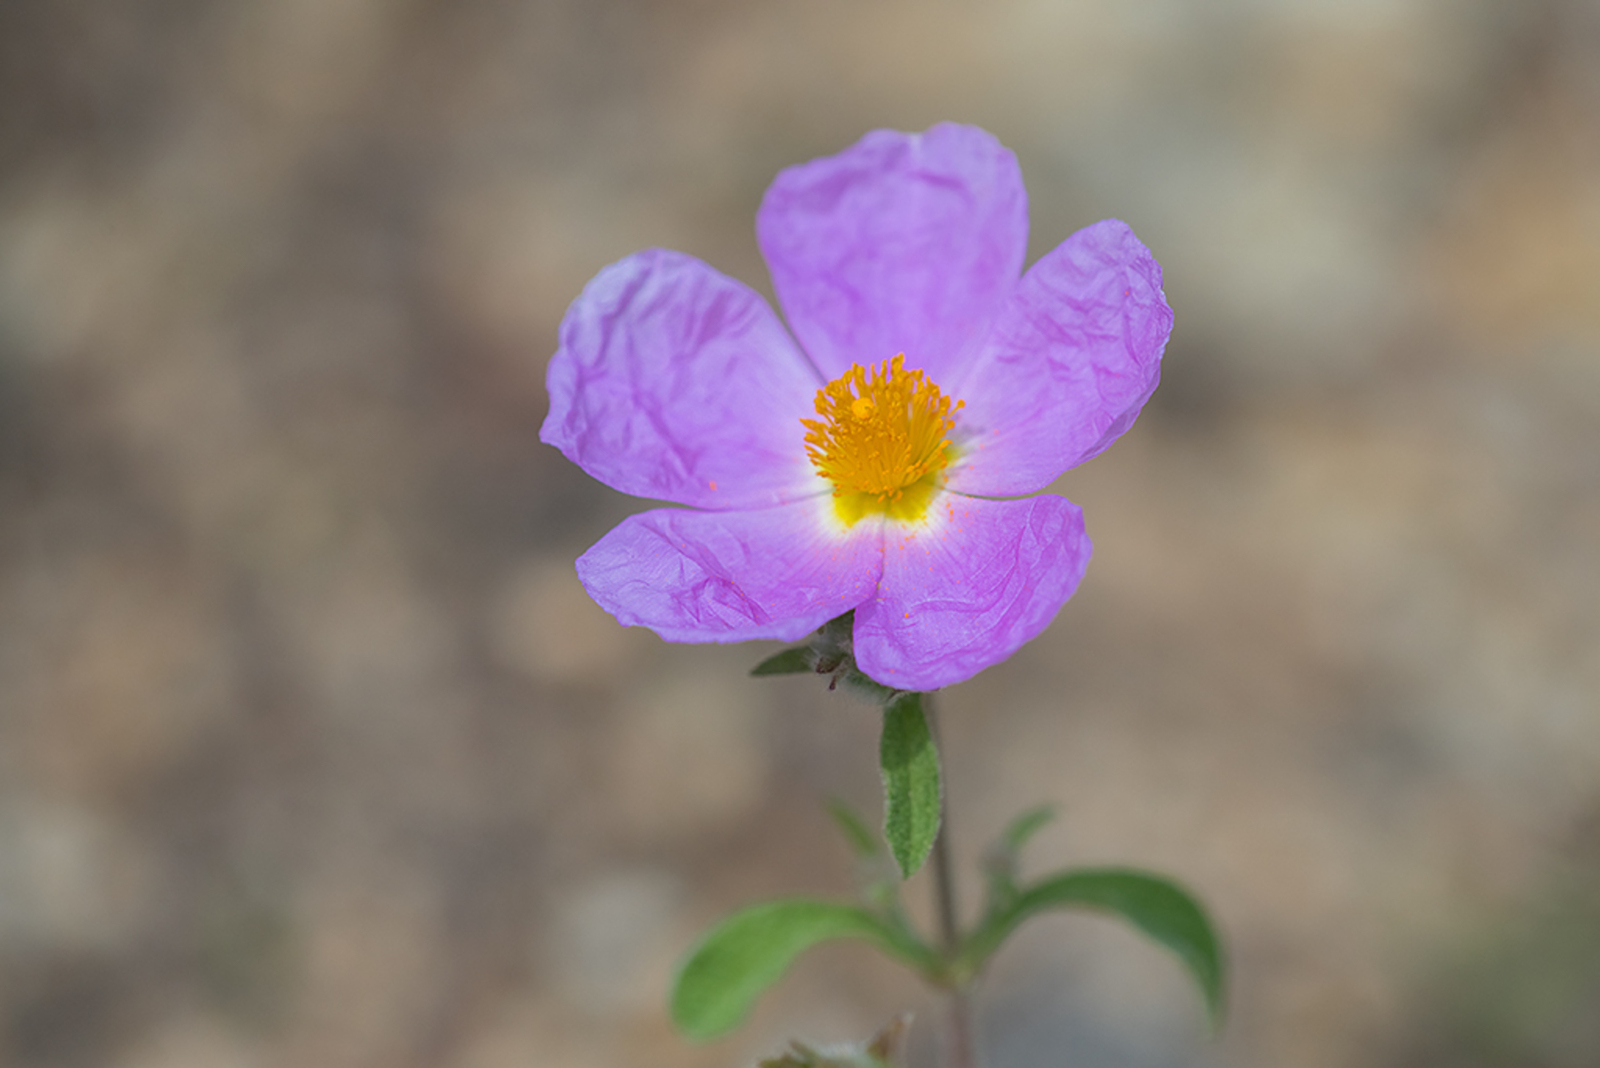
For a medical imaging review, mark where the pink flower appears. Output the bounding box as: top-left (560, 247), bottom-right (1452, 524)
top-left (541, 124), bottom-right (1171, 690)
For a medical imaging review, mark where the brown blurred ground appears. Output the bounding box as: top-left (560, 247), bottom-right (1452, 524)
top-left (2, 1), bottom-right (1599, 1066)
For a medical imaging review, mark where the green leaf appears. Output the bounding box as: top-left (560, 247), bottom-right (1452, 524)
top-left (984, 805), bottom-right (1056, 906)
top-left (671, 900), bottom-right (911, 1040)
top-left (879, 692), bottom-right (941, 880)
top-left (964, 867), bottom-right (1226, 1028)
top-left (826, 798), bottom-right (882, 858)
top-left (752, 646), bottom-right (815, 676)
top-left (1000, 805), bottom-right (1055, 854)
top-left (827, 798), bottom-right (907, 914)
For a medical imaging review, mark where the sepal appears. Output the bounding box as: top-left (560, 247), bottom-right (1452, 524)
top-left (749, 611), bottom-right (898, 703)
top-left (752, 646), bottom-right (819, 676)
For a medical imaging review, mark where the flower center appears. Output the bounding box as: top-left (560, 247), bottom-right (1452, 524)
top-left (801, 354), bottom-right (963, 525)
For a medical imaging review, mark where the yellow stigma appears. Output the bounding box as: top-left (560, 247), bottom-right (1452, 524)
top-left (802, 354), bottom-right (963, 525)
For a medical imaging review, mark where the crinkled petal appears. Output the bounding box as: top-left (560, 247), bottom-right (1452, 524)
top-left (540, 248), bottom-right (826, 510)
top-left (757, 123), bottom-right (1028, 385)
top-left (944, 219), bottom-right (1171, 497)
top-left (853, 495), bottom-right (1090, 690)
top-left (576, 500), bottom-right (883, 644)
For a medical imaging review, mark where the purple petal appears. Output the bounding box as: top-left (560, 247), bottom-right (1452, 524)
top-left (757, 123), bottom-right (1028, 385)
top-left (541, 249), bottom-right (827, 510)
top-left (944, 219), bottom-right (1172, 497)
top-left (853, 495), bottom-right (1090, 690)
top-left (576, 500), bottom-right (883, 643)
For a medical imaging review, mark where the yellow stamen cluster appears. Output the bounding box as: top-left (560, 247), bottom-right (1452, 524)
top-left (802, 354), bottom-right (963, 524)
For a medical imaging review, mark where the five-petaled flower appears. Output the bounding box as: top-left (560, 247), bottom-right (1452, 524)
top-left (541, 123), bottom-right (1172, 690)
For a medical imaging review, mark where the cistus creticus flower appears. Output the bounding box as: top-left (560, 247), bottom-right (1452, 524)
top-left (541, 123), bottom-right (1172, 691)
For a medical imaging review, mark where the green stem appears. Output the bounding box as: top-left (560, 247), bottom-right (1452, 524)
top-left (925, 696), bottom-right (977, 1068)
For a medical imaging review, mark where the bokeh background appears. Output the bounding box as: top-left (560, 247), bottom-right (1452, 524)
top-left (3, 1), bottom-right (1599, 1066)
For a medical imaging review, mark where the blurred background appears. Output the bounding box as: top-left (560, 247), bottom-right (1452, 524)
top-left (2, 0), bottom-right (1599, 1065)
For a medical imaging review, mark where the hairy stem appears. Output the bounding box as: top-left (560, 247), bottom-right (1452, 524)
top-left (926, 696), bottom-right (976, 1068)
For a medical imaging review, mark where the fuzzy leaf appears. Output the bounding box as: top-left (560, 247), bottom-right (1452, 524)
top-left (671, 900), bottom-right (903, 1040)
top-left (965, 868), bottom-right (1225, 1028)
top-left (879, 692), bottom-right (941, 880)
